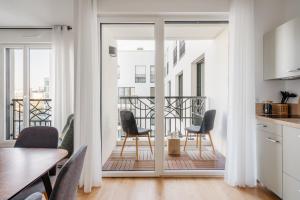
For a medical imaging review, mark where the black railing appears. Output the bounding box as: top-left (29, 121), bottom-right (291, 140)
top-left (10, 99), bottom-right (52, 139)
top-left (118, 96), bottom-right (206, 138)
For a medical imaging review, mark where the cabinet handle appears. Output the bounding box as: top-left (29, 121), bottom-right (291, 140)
top-left (288, 68), bottom-right (300, 73)
top-left (266, 137), bottom-right (280, 143)
top-left (257, 124), bottom-right (267, 128)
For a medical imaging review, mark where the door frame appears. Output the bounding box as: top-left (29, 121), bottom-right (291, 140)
top-left (99, 14), bottom-right (228, 177)
top-left (2, 44), bottom-right (52, 140)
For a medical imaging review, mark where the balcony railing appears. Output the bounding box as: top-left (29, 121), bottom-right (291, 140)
top-left (9, 99), bottom-right (52, 139)
top-left (118, 96), bottom-right (206, 138)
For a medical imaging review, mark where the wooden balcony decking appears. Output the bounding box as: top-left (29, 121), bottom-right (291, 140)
top-left (102, 145), bottom-right (225, 171)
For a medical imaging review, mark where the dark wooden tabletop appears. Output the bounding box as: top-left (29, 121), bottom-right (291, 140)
top-left (0, 148), bottom-right (68, 200)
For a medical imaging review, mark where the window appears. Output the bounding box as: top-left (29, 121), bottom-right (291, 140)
top-left (150, 65), bottom-right (155, 83)
top-left (179, 40), bottom-right (185, 59)
top-left (135, 65), bottom-right (146, 83)
top-left (5, 46), bottom-right (52, 140)
top-left (173, 43), bottom-right (178, 66)
top-left (150, 87), bottom-right (155, 97)
top-left (118, 87), bottom-right (135, 97)
top-left (166, 62), bottom-right (169, 75)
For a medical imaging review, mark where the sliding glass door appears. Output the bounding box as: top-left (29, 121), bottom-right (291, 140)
top-left (100, 18), bottom-right (229, 176)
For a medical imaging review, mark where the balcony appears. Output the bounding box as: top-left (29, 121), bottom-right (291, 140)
top-left (9, 99), bottom-right (52, 140)
top-left (117, 96), bottom-right (206, 138)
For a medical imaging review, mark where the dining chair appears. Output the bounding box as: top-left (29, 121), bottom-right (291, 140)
top-left (12, 127), bottom-right (59, 200)
top-left (15, 126), bottom-right (59, 175)
top-left (25, 146), bottom-right (87, 200)
top-left (120, 110), bottom-right (153, 159)
top-left (184, 110), bottom-right (216, 154)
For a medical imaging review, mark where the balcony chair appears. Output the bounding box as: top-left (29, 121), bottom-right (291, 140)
top-left (184, 110), bottom-right (216, 155)
top-left (120, 110), bottom-right (153, 159)
top-left (12, 127), bottom-right (58, 200)
top-left (25, 146), bottom-right (87, 200)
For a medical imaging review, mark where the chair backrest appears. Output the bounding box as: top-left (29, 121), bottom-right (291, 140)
top-left (200, 110), bottom-right (216, 133)
top-left (61, 114), bottom-right (74, 139)
top-left (14, 126), bottom-right (58, 148)
top-left (120, 110), bottom-right (138, 136)
top-left (50, 146), bottom-right (87, 200)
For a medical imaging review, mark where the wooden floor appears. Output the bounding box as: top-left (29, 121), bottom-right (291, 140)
top-left (77, 178), bottom-right (280, 200)
top-left (102, 146), bottom-right (225, 171)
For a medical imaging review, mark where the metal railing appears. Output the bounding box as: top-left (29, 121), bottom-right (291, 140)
top-left (118, 96), bottom-right (206, 138)
top-left (10, 99), bottom-right (52, 139)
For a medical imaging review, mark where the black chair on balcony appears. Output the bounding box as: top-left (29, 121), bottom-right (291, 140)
top-left (120, 110), bottom-right (153, 159)
top-left (184, 110), bottom-right (216, 155)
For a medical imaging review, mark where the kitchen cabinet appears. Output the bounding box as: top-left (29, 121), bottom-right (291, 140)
top-left (263, 18), bottom-right (300, 80)
top-left (283, 126), bottom-right (300, 200)
top-left (256, 121), bottom-right (282, 198)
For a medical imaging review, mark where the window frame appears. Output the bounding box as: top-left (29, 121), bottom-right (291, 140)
top-left (135, 65), bottom-right (147, 83)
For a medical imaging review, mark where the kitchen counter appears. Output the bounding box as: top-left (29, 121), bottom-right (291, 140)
top-left (256, 115), bottom-right (300, 129)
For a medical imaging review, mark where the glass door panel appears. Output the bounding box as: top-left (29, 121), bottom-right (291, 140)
top-left (101, 24), bottom-right (156, 172)
top-left (6, 48), bottom-right (24, 139)
top-left (29, 48), bottom-right (52, 127)
top-left (164, 23), bottom-right (228, 171)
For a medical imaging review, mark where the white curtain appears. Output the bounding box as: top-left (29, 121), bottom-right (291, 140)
top-left (73, 0), bottom-right (102, 192)
top-left (225, 0), bottom-right (257, 187)
top-left (52, 25), bottom-right (74, 133)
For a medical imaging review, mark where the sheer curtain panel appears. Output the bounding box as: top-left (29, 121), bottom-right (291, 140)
top-left (74, 0), bottom-right (102, 192)
top-left (225, 0), bottom-right (257, 187)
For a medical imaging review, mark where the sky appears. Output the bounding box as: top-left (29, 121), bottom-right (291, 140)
top-left (13, 48), bottom-right (50, 96)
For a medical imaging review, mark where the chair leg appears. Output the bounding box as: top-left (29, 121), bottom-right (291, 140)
top-left (208, 132), bottom-right (216, 153)
top-left (136, 136), bottom-right (139, 160)
top-left (147, 132), bottom-right (153, 154)
top-left (184, 131), bottom-right (189, 151)
top-left (120, 135), bottom-right (128, 156)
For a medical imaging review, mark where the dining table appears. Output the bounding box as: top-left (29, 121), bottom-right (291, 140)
top-left (0, 148), bottom-right (68, 200)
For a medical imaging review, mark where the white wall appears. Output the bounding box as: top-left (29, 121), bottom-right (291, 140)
top-left (254, 0), bottom-right (300, 103)
top-left (101, 28), bottom-right (118, 163)
top-left (164, 40), bottom-right (212, 96)
top-left (118, 50), bottom-right (155, 96)
top-left (98, 0), bottom-right (229, 14)
top-left (204, 29), bottom-right (229, 155)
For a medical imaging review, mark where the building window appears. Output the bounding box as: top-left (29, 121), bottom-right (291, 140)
top-left (135, 65), bottom-right (146, 83)
top-left (166, 62), bottom-right (169, 75)
top-left (150, 87), bottom-right (155, 97)
top-left (173, 43), bottom-right (177, 66)
top-left (150, 65), bottom-right (155, 83)
top-left (118, 87), bottom-right (135, 97)
top-left (179, 40), bottom-right (185, 59)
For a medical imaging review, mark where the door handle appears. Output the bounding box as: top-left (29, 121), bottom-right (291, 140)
top-left (266, 137), bottom-right (280, 143)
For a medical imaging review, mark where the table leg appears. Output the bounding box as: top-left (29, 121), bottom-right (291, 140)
top-left (42, 173), bottom-right (52, 198)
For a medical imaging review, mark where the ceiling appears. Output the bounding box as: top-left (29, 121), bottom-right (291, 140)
top-left (0, 0), bottom-right (73, 27)
top-left (103, 23), bottom-right (228, 40)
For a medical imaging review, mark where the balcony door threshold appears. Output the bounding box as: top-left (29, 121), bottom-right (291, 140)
top-left (102, 170), bottom-right (224, 178)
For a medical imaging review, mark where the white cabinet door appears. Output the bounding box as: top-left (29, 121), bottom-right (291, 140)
top-left (263, 18), bottom-right (300, 80)
top-left (283, 126), bottom-right (300, 180)
top-left (257, 128), bottom-right (282, 198)
top-left (283, 173), bottom-right (300, 200)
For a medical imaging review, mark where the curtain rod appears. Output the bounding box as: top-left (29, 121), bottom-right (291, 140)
top-left (0, 26), bottom-right (72, 30)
